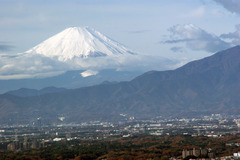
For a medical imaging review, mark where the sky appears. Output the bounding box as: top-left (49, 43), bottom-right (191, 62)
top-left (0, 0), bottom-right (240, 79)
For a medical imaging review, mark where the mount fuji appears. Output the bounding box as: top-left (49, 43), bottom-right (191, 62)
top-left (26, 27), bottom-right (135, 61)
top-left (0, 27), bottom-right (138, 93)
top-left (0, 27), bottom-right (178, 93)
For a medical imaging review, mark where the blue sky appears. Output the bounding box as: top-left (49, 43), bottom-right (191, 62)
top-left (0, 0), bottom-right (240, 79)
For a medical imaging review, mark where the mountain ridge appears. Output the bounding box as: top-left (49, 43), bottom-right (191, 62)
top-left (1, 46), bottom-right (240, 124)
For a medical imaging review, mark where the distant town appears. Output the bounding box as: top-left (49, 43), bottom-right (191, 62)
top-left (1, 113), bottom-right (240, 159)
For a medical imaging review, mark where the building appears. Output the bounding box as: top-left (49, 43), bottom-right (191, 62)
top-left (182, 148), bottom-right (215, 159)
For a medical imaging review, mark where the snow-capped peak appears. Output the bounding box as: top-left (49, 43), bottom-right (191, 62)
top-left (26, 27), bottom-right (135, 61)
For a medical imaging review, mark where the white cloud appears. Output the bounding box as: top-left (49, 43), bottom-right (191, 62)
top-left (213, 0), bottom-right (240, 14)
top-left (163, 24), bottom-right (231, 53)
top-left (80, 70), bottom-right (98, 77)
top-left (0, 53), bottom-right (68, 79)
top-left (0, 52), bottom-right (181, 80)
top-left (220, 24), bottom-right (240, 45)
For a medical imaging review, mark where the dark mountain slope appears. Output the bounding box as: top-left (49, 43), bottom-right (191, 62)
top-left (128, 45), bottom-right (240, 113)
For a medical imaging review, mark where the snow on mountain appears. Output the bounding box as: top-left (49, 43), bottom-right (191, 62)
top-left (26, 27), bottom-right (135, 62)
top-left (0, 26), bottom-right (180, 81)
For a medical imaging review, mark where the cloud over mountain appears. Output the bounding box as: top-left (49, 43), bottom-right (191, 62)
top-left (163, 24), bottom-right (232, 53)
top-left (0, 53), bottom-right (68, 79)
top-left (0, 52), bottom-right (177, 80)
top-left (220, 24), bottom-right (240, 45)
